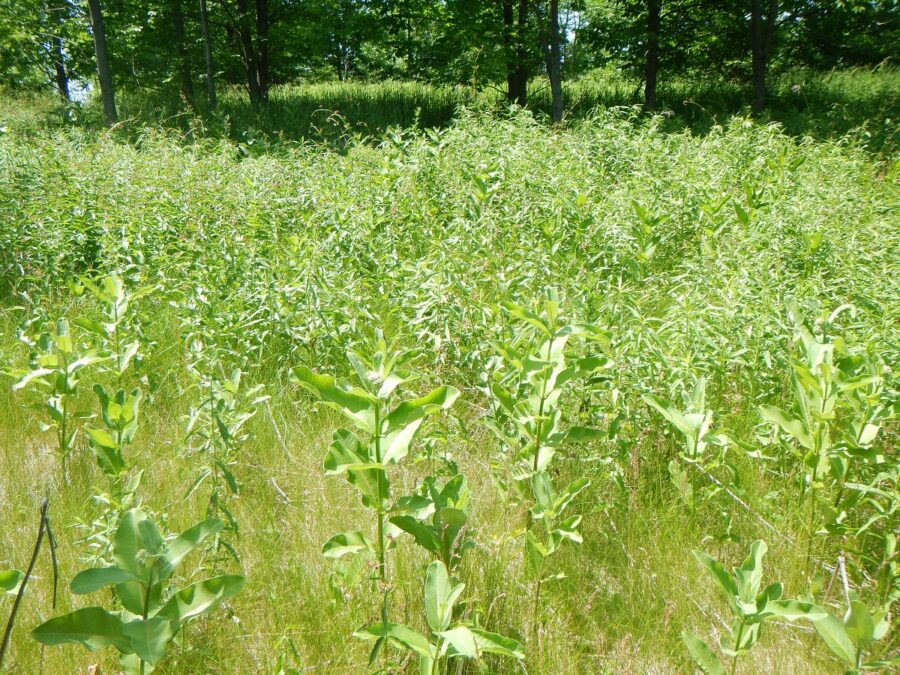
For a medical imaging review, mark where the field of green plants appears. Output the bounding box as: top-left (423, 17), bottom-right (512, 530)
top-left (0, 83), bottom-right (898, 673)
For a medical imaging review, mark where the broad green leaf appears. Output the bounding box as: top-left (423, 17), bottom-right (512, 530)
top-left (438, 474), bottom-right (469, 509)
top-left (693, 550), bottom-right (738, 599)
top-left (114, 509), bottom-right (150, 576)
top-left (437, 507), bottom-right (468, 566)
top-left (122, 617), bottom-right (173, 665)
top-left (531, 471), bottom-right (555, 515)
top-left (137, 519), bottom-right (164, 556)
top-left (759, 405), bottom-right (813, 449)
top-left (736, 540), bottom-right (767, 602)
top-left (525, 531), bottom-right (547, 575)
top-left (116, 581), bottom-right (149, 618)
top-left (156, 575), bottom-right (245, 625)
top-left (554, 477), bottom-right (590, 515)
top-left (72, 317), bottom-right (109, 338)
top-left (682, 631), bottom-right (726, 675)
top-left (325, 429), bottom-right (386, 508)
top-left (12, 368), bottom-right (54, 391)
top-left (68, 353), bottom-right (111, 373)
top-left (575, 355), bottom-right (611, 373)
top-left (32, 607), bottom-right (130, 653)
top-left (863, 655), bottom-right (900, 670)
top-left (551, 515), bottom-right (583, 547)
top-left (354, 622), bottom-right (434, 659)
top-left (470, 628), bottom-right (525, 659)
top-left (856, 423), bottom-right (880, 447)
top-left (85, 427), bottom-right (118, 450)
top-left (71, 567), bottom-right (139, 594)
top-left (417, 655), bottom-right (434, 675)
top-left (735, 621), bottom-right (761, 652)
top-left (381, 386), bottom-right (459, 465)
top-left (813, 613), bottom-right (855, 665)
top-left (324, 428), bottom-right (371, 474)
top-left (119, 652), bottom-right (153, 675)
top-left (92, 444), bottom-right (126, 478)
top-left (113, 510), bottom-right (160, 615)
top-left (440, 626), bottom-right (477, 658)
top-left (755, 582), bottom-right (783, 611)
top-left (564, 426), bottom-right (605, 443)
top-left (156, 518), bottom-right (224, 580)
top-left (500, 302), bottom-right (551, 336)
top-left (119, 388), bottom-right (141, 427)
top-left (560, 323), bottom-right (610, 345)
top-left (490, 382), bottom-right (517, 416)
top-left (643, 394), bottom-right (699, 444)
top-left (322, 531), bottom-right (375, 559)
top-left (765, 599), bottom-right (827, 621)
top-left (377, 371), bottom-right (416, 399)
top-left (0, 569), bottom-right (23, 594)
top-left (424, 561), bottom-right (463, 633)
top-left (292, 367), bottom-right (376, 431)
top-left (844, 600), bottom-right (876, 649)
top-left (871, 608), bottom-right (889, 641)
top-left (391, 494), bottom-right (434, 519)
top-left (390, 515), bottom-right (439, 554)
top-left (117, 342), bottom-right (140, 374)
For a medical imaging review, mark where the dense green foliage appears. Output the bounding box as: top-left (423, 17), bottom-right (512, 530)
top-left (0, 79), bottom-right (897, 672)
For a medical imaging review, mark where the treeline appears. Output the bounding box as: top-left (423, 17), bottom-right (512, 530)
top-left (1, 0), bottom-right (896, 125)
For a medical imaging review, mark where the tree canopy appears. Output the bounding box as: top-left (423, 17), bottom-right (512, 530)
top-left (1, 0), bottom-right (895, 121)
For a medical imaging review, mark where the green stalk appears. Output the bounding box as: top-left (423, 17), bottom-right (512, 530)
top-left (139, 569), bottom-right (154, 675)
top-left (60, 352), bottom-right (70, 478)
top-left (431, 639), bottom-right (442, 675)
top-left (532, 549), bottom-right (546, 650)
top-left (804, 398), bottom-right (827, 582)
top-left (804, 480), bottom-right (816, 582)
top-left (532, 333), bottom-right (556, 474)
top-left (374, 402), bottom-right (386, 581)
top-left (731, 618), bottom-right (745, 675)
top-left (113, 302), bottom-right (121, 384)
top-left (525, 334), bottom-right (555, 531)
top-left (115, 425), bottom-right (124, 500)
top-left (209, 379), bottom-right (218, 518)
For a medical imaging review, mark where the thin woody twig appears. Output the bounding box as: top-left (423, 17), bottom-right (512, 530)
top-left (0, 499), bottom-right (52, 668)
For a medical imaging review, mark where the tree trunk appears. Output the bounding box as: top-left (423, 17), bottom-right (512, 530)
top-left (548, 0), bottom-right (563, 122)
top-left (515, 0), bottom-right (528, 105)
top-left (255, 0), bottom-right (269, 103)
top-left (53, 36), bottom-right (69, 101)
top-left (173, 0), bottom-right (194, 103)
top-left (751, 0), bottom-right (777, 114)
top-left (86, 0), bottom-right (117, 125)
top-left (644, 0), bottom-right (660, 110)
top-left (198, 0), bottom-right (217, 108)
top-left (569, 9), bottom-right (580, 76)
top-left (199, 0), bottom-right (217, 108)
top-left (504, 0), bottom-right (527, 105)
top-left (236, 0), bottom-right (261, 104)
top-left (504, 0), bottom-right (516, 103)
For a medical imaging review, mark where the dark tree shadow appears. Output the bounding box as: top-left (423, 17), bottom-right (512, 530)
top-left (17, 68), bottom-right (900, 157)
